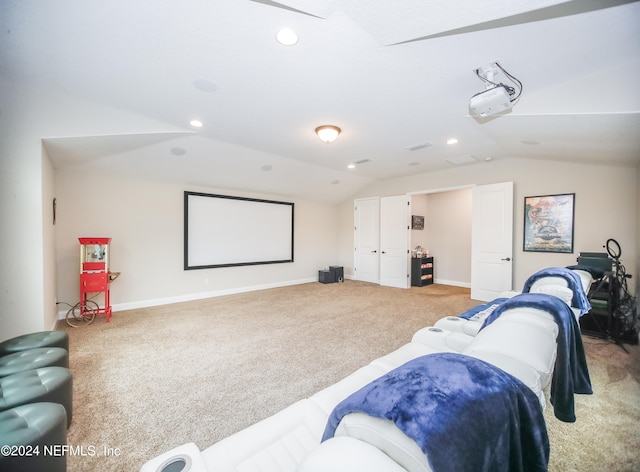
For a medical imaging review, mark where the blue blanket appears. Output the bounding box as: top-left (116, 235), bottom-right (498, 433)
top-left (322, 353), bottom-right (549, 472)
top-left (522, 267), bottom-right (591, 316)
top-left (458, 297), bottom-right (508, 320)
top-left (480, 293), bottom-right (592, 422)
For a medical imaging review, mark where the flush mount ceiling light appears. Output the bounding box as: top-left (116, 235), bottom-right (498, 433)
top-left (315, 125), bottom-right (341, 143)
top-left (189, 119), bottom-right (203, 128)
top-left (276, 28), bottom-right (298, 46)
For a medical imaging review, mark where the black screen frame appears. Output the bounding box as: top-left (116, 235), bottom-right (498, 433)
top-left (184, 191), bottom-right (295, 270)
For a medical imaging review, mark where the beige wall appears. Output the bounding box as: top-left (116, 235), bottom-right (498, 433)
top-left (406, 190), bottom-right (472, 286)
top-left (338, 158), bottom-right (637, 294)
top-left (0, 79), bottom-right (50, 340)
top-left (54, 168), bottom-right (339, 312)
top-left (42, 144), bottom-right (58, 330)
top-left (422, 189), bottom-right (472, 286)
top-left (410, 195), bottom-right (429, 250)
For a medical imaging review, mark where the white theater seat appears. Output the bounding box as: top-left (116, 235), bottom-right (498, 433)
top-left (462, 317), bottom-right (557, 388)
top-left (432, 315), bottom-right (481, 336)
top-left (496, 306), bottom-right (559, 338)
top-left (368, 342), bottom-right (439, 373)
top-left (297, 436), bottom-right (410, 472)
top-left (573, 269), bottom-right (594, 293)
top-left (308, 364), bottom-right (388, 417)
top-left (331, 414), bottom-right (430, 472)
top-left (411, 326), bottom-right (474, 352)
top-left (464, 351), bottom-right (545, 409)
top-left (140, 443), bottom-right (210, 472)
top-left (200, 399), bottom-right (327, 472)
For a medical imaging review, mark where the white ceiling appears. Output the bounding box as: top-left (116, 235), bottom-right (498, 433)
top-left (2, 0), bottom-right (639, 203)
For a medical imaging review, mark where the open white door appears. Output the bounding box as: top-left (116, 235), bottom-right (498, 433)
top-left (471, 182), bottom-right (513, 301)
top-left (379, 195), bottom-right (410, 288)
top-left (354, 197), bottom-right (380, 283)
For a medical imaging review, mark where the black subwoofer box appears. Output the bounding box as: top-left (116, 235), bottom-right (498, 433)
top-left (318, 270), bottom-right (336, 284)
top-left (329, 266), bottom-right (344, 283)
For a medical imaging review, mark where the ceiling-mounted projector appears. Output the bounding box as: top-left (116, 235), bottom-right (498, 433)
top-left (469, 61), bottom-right (522, 119)
top-left (469, 85), bottom-right (513, 117)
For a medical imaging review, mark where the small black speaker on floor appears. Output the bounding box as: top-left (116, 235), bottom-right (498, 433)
top-left (329, 266), bottom-right (344, 283)
top-left (318, 270), bottom-right (336, 284)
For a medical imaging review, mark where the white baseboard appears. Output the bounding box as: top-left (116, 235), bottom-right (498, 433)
top-left (56, 275), bottom-right (465, 319)
top-left (434, 279), bottom-right (471, 288)
top-left (58, 277), bottom-right (317, 319)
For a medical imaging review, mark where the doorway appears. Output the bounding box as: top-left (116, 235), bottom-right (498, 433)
top-left (409, 182), bottom-right (513, 300)
top-left (354, 182), bottom-right (513, 300)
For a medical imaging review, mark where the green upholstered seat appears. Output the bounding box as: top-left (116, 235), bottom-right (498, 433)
top-left (0, 348), bottom-right (68, 378)
top-left (0, 331), bottom-right (69, 356)
top-left (0, 367), bottom-right (73, 427)
top-left (0, 402), bottom-right (67, 472)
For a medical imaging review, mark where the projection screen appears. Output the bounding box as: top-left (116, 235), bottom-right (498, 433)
top-left (184, 191), bottom-right (294, 270)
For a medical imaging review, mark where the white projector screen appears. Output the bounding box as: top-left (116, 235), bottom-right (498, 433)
top-left (184, 191), bottom-right (294, 270)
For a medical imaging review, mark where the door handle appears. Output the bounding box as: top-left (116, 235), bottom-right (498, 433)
top-left (381, 251), bottom-right (386, 254)
top-left (501, 257), bottom-right (511, 261)
top-left (371, 250), bottom-right (377, 253)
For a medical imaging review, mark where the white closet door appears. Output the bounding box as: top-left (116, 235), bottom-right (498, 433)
top-left (379, 195), bottom-right (410, 289)
top-left (354, 197), bottom-right (380, 283)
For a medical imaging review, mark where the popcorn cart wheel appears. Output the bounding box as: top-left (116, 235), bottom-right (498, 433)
top-left (65, 300), bottom-right (98, 328)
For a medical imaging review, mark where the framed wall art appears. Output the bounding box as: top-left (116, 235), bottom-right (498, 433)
top-left (412, 215), bottom-right (424, 230)
top-left (523, 193), bottom-right (575, 253)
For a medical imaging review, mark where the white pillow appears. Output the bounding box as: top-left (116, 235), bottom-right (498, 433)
top-left (572, 269), bottom-right (593, 293)
top-left (530, 284), bottom-right (573, 306)
top-left (529, 276), bottom-right (568, 289)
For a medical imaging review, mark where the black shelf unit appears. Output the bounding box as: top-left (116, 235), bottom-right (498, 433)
top-left (411, 256), bottom-right (434, 287)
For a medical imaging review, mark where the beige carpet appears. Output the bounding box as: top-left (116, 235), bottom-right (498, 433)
top-left (58, 281), bottom-right (640, 471)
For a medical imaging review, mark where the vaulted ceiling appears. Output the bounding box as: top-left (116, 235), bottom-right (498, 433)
top-left (2, 0), bottom-right (639, 203)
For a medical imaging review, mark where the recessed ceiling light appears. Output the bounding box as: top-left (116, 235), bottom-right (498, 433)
top-left (347, 164), bottom-right (356, 169)
top-left (190, 120), bottom-right (203, 128)
top-left (261, 165), bottom-right (273, 171)
top-left (276, 28), bottom-right (298, 46)
top-left (193, 79), bottom-right (218, 93)
top-left (331, 180), bottom-right (340, 185)
top-left (447, 138), bottom-right (458, 145)
top-left (170, 147), bottom-right (187, 156)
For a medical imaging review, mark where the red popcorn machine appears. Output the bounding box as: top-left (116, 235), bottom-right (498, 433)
top-left (66, 237), bottom-right (119, 327)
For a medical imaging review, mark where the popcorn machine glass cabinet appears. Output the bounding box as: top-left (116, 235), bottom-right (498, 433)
top-left (79, 237), bottom-right (110, 273)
